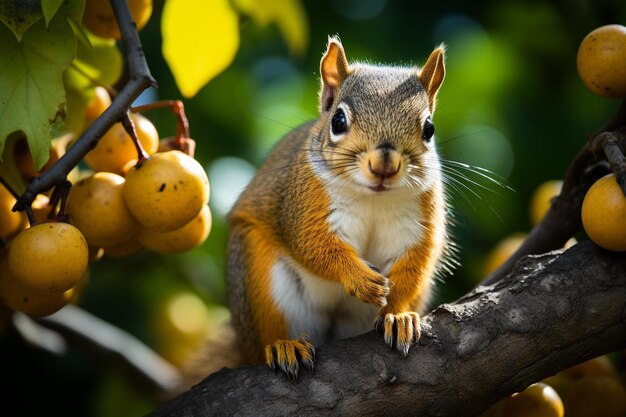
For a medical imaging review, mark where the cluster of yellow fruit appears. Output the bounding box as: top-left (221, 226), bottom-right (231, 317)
top-left (0, 87), bottom-right (211, 318)
top-left (481, 355), bottom-right (626, 417)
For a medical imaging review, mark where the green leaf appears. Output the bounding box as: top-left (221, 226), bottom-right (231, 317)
top-left (0, 0), bottom-right (44, 41)
top-left (42, 0), bottom-right (64, 26)
top-left (0, 1), bottom-right (77, 169)
top-left (162, 0), bottom-right (240, 98)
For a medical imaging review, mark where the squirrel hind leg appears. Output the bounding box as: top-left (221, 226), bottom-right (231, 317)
top-left (265, 334), bottom-right (316, 379)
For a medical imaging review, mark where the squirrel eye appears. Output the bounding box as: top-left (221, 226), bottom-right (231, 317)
top-left (330, 107), bottom-right (349, 141)
top-left (422, 117), bottom-right (435, 142)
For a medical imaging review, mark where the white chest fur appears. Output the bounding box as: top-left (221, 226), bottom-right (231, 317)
top-left (327, 188), bottom-right (426, 274)
top-left (270, 180), bottom-right (429, 345)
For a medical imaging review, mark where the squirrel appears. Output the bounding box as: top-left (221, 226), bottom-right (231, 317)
top-left (180, 36), bottom-right (449, 386)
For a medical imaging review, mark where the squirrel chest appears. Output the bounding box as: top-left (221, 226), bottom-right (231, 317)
top-left (272, 179), bottom-right (437, 345)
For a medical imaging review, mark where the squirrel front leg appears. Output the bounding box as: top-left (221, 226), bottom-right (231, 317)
top-left (285, 170), bottom-right (391, 307)
top-left (374, 240), bottom-right (440, 356)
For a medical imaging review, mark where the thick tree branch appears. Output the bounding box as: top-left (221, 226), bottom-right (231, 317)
top-left (148, 240), bottom-right (626, 417)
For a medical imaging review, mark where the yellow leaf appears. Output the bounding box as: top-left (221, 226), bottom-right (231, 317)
top-left (233, 0), bottom-right (308, 56)
top-left (161, 0), bottom-right (239, 98)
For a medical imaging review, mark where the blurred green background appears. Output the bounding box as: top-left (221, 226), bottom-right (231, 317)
top-left (2, 0), bottom-right (625, 415)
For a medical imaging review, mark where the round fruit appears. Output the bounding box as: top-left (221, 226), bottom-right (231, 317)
top-left (566, 376), bottom-right (626, 417)
top-left (15, 134), bottom-right (69, 180)
top-left (84, 86), bottom-right (112, 121)
top-left (581, 173), bottom-right (626, 251)
top-left (83, 0), bottom-right (153, 40)
top-left (138, 205), bottom-right (211, 253)
top-left (577, 24), bottom-right (626, 97)
top-left (84, 113), bottom-right (159, 175)
top-left (0, 257), bottom-right (75, 317)
top-left (502, 383), bottom-right (564, 417)
top-left (7, 223), bottom-right (88, 292)
top-left (103, 236), bottom-right (144, 258)
top-left (0, 184), bottom-right (26, 240)
top-left (530, 180), bottom-right (563, 226)
top-left (483, 233), bottom-right (526, 277)
top-left (124, 151), bottom-right (210, 232)
top-left (66, 172), bottom-right (140, 247)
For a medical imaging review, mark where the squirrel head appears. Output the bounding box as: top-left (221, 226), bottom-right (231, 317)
top-left (314, 36), bottom-right (446, 195)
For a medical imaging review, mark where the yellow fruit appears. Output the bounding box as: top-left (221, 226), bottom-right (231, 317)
top-left (84, 113), bottom-right (159, 175)
top-left (66, 172), bottom-right (140, 247)
top-left (483, 233), bottom-right (526, 276)
top-left (577, 24), bottom-right (626, 97)
top-left (103, 236), bottom-right (144, 258)
top-left (0, 183), bottom-right (26, 240)
top-left (566, 376), bottom-right (626, 417)
top-left (530, 180), bottom-right (563, 226)
top-left (84, 86), bottom-right (112, 121)
top-left (502, 383), bottom-right (564, 417)
top-left (0, 257), bottom-right (75, 317)
top-left (83, 0), bottom-right (153, 40)
top-left (7, 223), bottom-right (88, 292)
top-left (581, 173), bottom-right (626, 251)
top-left (124, 151), bottom-right (210, 232)
top-left (138, 205), bottom-right (211, 253)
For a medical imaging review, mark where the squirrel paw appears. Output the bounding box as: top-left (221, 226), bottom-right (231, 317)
top-left (346, 269), bottom-right (390, 308)
top-left (375, 312), bottom-right (421, 356)
top-left (265, 335), bottom-right (315, 379)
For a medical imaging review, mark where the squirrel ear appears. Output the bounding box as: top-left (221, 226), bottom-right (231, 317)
top-left (320, 36), bottom-right (350, 113)
top-left (418, 45), bottom-right (446, 112)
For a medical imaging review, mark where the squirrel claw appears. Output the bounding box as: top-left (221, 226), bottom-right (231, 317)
top-left (375, 312), bottom-right (421, 356)
top-left (265, 335), bottom-right (316, 379)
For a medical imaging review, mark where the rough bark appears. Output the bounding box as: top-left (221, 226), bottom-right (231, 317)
top-left (148, 240), bottom-right (626, 417)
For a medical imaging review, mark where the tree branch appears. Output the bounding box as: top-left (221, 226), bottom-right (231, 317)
top-left (148, 240), bottom-right (626, 417)
top-left (12, 0), bottom-right (156, 212)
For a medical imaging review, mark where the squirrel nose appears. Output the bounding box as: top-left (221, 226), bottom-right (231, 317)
top-left (368, 160), bottom-right (401, 179)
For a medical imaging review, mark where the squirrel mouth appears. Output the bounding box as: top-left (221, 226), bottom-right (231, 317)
top-left (369, 184), bottom-right (388, 193)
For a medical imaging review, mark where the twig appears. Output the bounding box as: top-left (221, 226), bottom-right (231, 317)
top-left (12, 0), bottom-right (156, 213)
top-left (591, 130), bottom-right (626, 197)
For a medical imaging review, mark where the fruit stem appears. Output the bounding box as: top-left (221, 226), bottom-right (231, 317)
top-left (121, 113), bottom-right (150, 165)
top-left (132, 100), bottom-right (190, 147)
top-left (55, 181), bottom-right (72, 222)
top-left (592, 130), bottom-right (626, 197)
